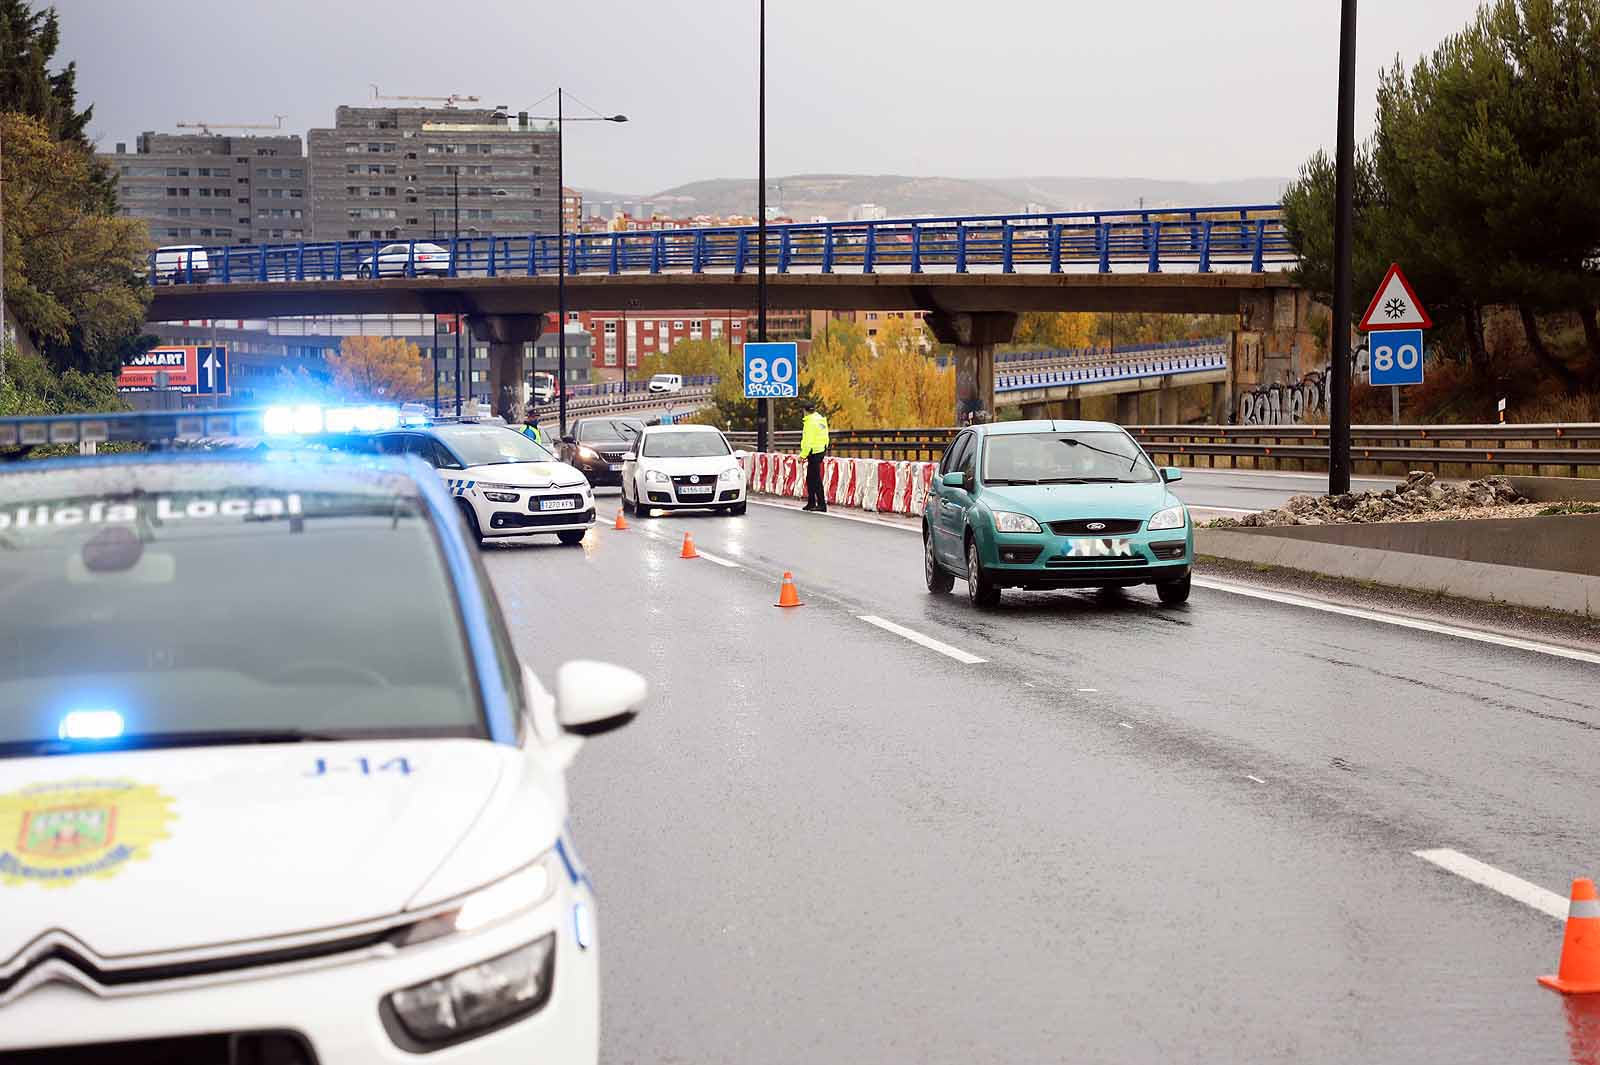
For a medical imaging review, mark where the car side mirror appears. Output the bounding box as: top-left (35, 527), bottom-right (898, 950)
top-left (942, 471), bottom-right (966, 490)
top-left (621, 451), bottom-right (637, 462)
top-left (1161, 466), bottom-right (1183, 483)
top-left (733, 449), bottom-right (748, 461)
top-left (561, 435), bottom-right (575, 445)
top-left (555, 660), bottom-right (645, 736)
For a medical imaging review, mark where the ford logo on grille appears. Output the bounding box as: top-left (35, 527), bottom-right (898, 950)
top-left (689, 475), bottom-right (700, 484)
top-left (1086, 522), bottom-right (1106, 531)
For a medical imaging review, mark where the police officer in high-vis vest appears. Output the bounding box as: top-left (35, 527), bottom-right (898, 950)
top-left (800, 401), bottom-right (830, 512)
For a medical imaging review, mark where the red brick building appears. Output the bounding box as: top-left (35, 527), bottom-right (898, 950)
top-left (549, 307), bottom-right (810, 377)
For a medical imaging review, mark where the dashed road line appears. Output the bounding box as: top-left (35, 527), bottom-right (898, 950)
top-left (693, 548), bottom-right (740, 569)
top-left (1194, 578), bottom-right (1600, 667)
top-left (749, 498), bottom-right (917, 533)
top-left (1413, 848), bottom-right (1568, 920)
top-left (1245, 774), bottom-right (1266, 784)
top-left (1117, 722), bottom-right (1134, 729)
top-left (856, 615), bottom-right (987, 665)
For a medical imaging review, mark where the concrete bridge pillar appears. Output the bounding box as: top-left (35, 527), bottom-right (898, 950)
top-left (468, 314), bottom-right (544, 421)
top-left (1158, 386), bottom-right (1182, 425)
top-left (1232, 289), bottom-right (1321, 424)
top-left (927, 311), bottom-right (1018, 425)
top-left (1115, 392), bottom-right (1139, 426)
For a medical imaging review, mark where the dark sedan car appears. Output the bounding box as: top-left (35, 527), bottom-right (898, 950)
top-left (556, 417), bottom-right (646, 487)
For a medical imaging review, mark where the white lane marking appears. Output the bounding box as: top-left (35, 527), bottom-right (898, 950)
top-left (1246, 775), bottom-right (1266, 784)
top-left (1118, 722), bottom-right (1134, 729)
top-left (1077, 688), bottom-right (1099, 693)
top-left (750, 498), bottom-right (917, 533)
top-left (693, 548), bottom-right (740, 569)
top-left (1413, 848), bottom-right (1568, 920)
top-left (1194, 577), bottom-right (1600, 667)
top-left (856, 615), bottom-right (987, 665)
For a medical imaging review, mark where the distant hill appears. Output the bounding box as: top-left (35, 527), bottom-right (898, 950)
top-left (577, 173), bottom-right (1290, 221)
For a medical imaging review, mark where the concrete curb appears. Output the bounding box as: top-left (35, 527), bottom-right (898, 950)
top-left (1196, 529), bottom-right (1599, 618)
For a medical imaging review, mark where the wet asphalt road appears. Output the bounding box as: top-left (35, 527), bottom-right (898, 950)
top-left (485, 497), bottom-right (1598, 1064)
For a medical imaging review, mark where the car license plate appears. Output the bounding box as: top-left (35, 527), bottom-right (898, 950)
top-left (1067, 537), bottom-right (1135, 558)
top-left (539, 498), bottom-right (578, 512)
top-left (608, 463), bottom-right (623, 472)
top-left (679, 485), bottom-right (714, 496)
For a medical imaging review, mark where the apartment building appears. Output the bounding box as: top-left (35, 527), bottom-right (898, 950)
top-left (307, 106), bottom-right (559, 241)
top-left (104, 132), bottom-right (308, 245)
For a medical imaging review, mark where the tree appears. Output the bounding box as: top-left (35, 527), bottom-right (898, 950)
top-left (797, 318), bottom-right (952, 429)
top-left (1, 113), bottom-right (151, 375)
top-left (0, 341), bottom-right (123, 417)
top-left (0, 1), bottom-right (96, 147)
top-left (328, 335), bottom-right (426, 402)
top-left (1014, 312), bottom-right (1096, 350)
top-left (635, 337), bottom-right (727, 379)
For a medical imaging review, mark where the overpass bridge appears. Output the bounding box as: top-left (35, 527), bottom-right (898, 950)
top-left (146, 205), bottom-right (1306, 422)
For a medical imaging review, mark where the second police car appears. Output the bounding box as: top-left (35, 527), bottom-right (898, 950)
top-left (362, 418), bottom-right (598, 545)
top-left (0, 405), bottom-right (644, 1062)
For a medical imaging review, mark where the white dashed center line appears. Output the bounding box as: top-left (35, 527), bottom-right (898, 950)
top-left (1413, 848), bottom-right (1569, 920)
top-left (856, 616), bottom-right (987, 665)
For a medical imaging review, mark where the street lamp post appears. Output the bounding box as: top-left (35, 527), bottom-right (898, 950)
top-left (756, 0), bottom-right (770, 454)
top-left (1329, 0), bottom-right (1358, 495)
top-left (522, 92), bottom-right (627, 438)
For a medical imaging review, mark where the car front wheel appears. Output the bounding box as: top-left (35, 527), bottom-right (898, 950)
top-left (557, 529), bottom-right (586, 545)
top-left (1156, 574), bottom-right (1191, 605)
top-left (966, 535), bottom-right (1001, 608)
top-left (456, 500), bottom-right (484, 546)
top-left (925, 527), bottom-right (954, 594)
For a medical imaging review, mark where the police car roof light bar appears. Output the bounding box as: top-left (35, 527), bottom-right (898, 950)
top-left (0, 408), bottom-right (270, 450)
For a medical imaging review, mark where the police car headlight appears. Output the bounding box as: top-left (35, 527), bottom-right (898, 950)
top-left (719, 466), bottom-right (742, 483)
top-left (391, 854), bottom-right (558, 949)
top-left (1147, 505), bottom-right (1187, 531)
top-left (385, 934), bottom-right (556, 1046)
top-left (482, 492), bottom-right (519, 503)
top-left (993, 511), bottom-right (1043, 534)
top-left (644, 469), bottom-right (670, 484)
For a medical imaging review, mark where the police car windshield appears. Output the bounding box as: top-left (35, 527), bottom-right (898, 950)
top-left (982, 431), bottom-right (1158, 485)
top-left (577, 420), bottom-right (642, 444)
top-left (0, 463), bottom-right (488, 757)
top-left (642, 431), bottom-right (730, 459)
top-left (436, 425), bottom-right (553, 466)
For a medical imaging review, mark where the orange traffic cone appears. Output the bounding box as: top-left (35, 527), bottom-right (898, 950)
top-left (1541, 878), bottom-right (1600, 994)
top-left (680, 532), bottom-right (699, 559)
top-left (775, 571), bottom-right (803, 608)
top-left (613, 510), bottom-right (629, 531)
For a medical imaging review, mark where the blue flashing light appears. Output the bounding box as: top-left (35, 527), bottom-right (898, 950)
top-left (59, 709), bottom-right (125, 741)
top-left (263, 404), bottom-right (400, 437)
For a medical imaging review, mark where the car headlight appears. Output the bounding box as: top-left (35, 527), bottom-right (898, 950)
top-left (392, 854), bottom-right (558, 949)
top-left (385, 934), bottom-right (556, 1046)
top-left (476, 482), bottom-right (521, 504)
top-left (993, 511), bottom-right (1043, 534)
top-left (482, 491), bottom-right (519, 503)
top-left (1147, 505), bottom-right (1187, 531)
top-left (719, 466), bottom-right (743, 482)
top-left (576, 445), bottom-right (599, 461)
top-left (644, 469), bottom-right (670, 484)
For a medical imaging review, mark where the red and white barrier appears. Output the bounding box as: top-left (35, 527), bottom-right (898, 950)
top-left (742, 452), bottom-right (938, 515)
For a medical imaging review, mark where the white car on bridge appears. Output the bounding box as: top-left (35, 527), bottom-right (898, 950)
top-left (357, 242), bottom-right (452, 279)
top-left (620, 424), bottom-right (747, 515)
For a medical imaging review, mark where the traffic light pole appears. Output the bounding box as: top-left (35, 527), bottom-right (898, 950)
top-left (1328, 0), bottom-right (1357, 496)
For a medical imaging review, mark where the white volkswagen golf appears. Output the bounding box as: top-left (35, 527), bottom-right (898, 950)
top-left (619, 424), bottom-right (747, 515)
top-left (0, 409), bottom-right (642, 1063)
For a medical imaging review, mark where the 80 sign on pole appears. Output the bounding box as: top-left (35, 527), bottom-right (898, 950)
top-left (1368, 328), bottom-right (1425, 387)
top-left (743, 341), bottom-right (798, 399)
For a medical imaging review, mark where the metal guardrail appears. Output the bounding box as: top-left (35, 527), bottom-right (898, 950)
top-left (529, 386), bottom-right (715, 422)
top-left (555, 375), bottom-right (717, 401)
top-left (728, 423), bottom-right (1600, 477)
top-left (150, 205), bottom-right (1293, 286)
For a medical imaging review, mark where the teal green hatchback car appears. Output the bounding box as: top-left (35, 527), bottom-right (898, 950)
top-left (922, 421), bottom-right (1193, 608)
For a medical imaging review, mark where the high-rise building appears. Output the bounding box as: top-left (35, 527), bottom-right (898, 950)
top-left (103, 132), bottom-right (308, 245)
top-left (562, 187), bottom-right (582, 231)
top-left (307, 106), bottom-right (559, 242)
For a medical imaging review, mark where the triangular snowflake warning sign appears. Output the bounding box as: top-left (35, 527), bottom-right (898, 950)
top-left (1358, 263), bottom-right (1433, 331)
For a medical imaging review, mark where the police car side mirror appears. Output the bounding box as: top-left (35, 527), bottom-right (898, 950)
top-left (555, 660), bottom-right (645, 737)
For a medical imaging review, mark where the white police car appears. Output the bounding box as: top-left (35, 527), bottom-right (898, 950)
top-left (0, 408), bottom-right (642, 1063)
top-left (363, 420), bottom-right (597, 546)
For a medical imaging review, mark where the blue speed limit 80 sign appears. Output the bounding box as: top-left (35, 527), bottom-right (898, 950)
top-left (743, 342), bottom-right (798, 398)
top-left (1368, 329), bottom-right (1425, 387)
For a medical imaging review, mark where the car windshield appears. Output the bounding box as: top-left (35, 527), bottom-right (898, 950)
top-left (0, 462), bottom-right (485, 758)
top-left (578, 420), bottom-right (643, 444)
top-left (982, 430), bottom-right (1158, 485)
top-left (649, 376), bottom-right (677, 386)
top-left (436, 425), bottom-right (554, 465)
top-left (642, 431), bottom-right (730, 458)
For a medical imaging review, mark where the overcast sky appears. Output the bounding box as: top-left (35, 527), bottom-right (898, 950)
top-left (57, 0), bottom-right (1487, 194)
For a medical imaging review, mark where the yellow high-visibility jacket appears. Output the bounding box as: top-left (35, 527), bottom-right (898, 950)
top-left (800, 411), bottom-right (830, 458)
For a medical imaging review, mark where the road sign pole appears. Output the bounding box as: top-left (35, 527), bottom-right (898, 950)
top-left (1328, 0), bottom-right (1358, 496)
top-left (755, 0), bottom-right (770, 456)
top-left (1391, 385), bottom-right (1399, 425)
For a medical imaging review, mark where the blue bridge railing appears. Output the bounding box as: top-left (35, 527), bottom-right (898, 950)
top-left (148, 204), bottom-right (1292, 287)
top-left (995, 340), bottom-right (1227, 393)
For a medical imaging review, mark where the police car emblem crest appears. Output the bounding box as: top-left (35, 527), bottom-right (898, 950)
top-left (0, 780), bottom-right (176, 889)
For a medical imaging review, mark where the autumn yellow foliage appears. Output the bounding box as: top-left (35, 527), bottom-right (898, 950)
top-left (328, 335), bottom-right (427, 402)
top-left (801, 319), bottom-right (953, 429)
